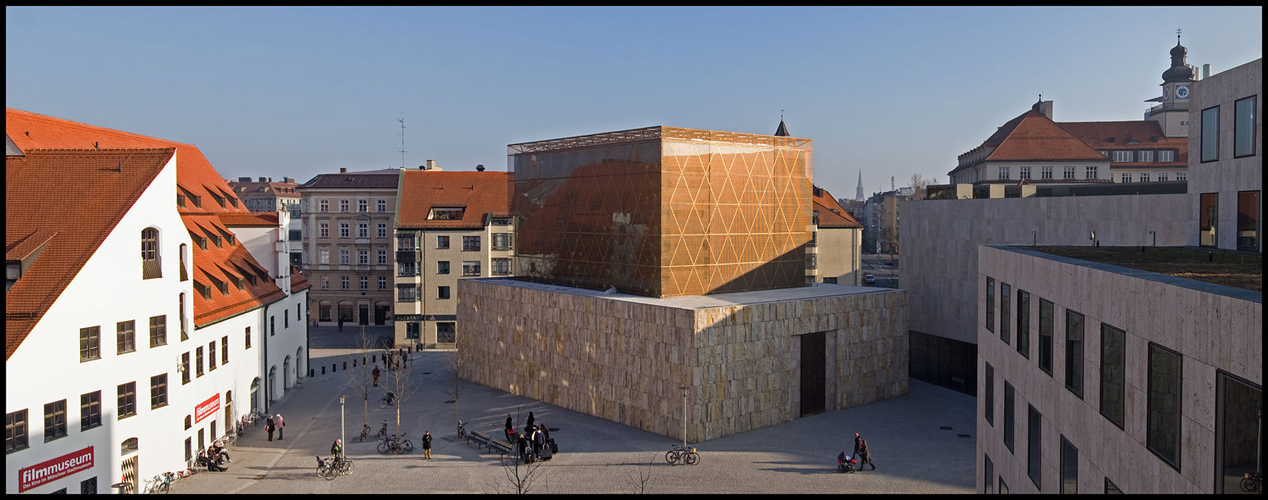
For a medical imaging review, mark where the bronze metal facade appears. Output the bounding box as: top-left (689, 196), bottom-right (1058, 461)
top-left (509, 126), bottom-right (813, 298)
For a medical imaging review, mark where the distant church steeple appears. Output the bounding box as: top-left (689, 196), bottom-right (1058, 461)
top-left (774, 110), bottom-right (790, 137)
top-left (856, 169), bottom-right (864, 201)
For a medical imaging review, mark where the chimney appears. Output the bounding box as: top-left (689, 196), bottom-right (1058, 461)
top-left (1202, 63), bottom-right (1211, 79)
top-left (239, 177), bottom-right (252, 182)
top-left (268, 177), bottom-right (272, 182)
top-left (339, 168), bottom-right (347, 173)
top-left (426, 159), bottom-right (437, 170)
top-left (258, 177), bottom-right (267, 182)
top-left (284, 177), bottom-right (294, 183)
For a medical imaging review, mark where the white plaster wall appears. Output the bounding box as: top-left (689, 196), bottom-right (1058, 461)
top-left (5, 156), bottom-right (189, 494)
top-left (901, 193), bottom-right (1192, 345)
top-left (976, 245), bottom-right (1261, 494)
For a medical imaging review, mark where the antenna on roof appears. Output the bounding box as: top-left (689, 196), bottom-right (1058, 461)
top-left (398, 113), bottom-right (406, 169)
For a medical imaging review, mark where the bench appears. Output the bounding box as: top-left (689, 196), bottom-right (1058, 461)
top-left (466, 430), bottom-right (491, 448)
top-left (487, 438), bottom-right (513, 457)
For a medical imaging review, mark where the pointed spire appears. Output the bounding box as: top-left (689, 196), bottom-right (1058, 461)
top-left (774, 110), bottom-right (790, 137)
top-left (856, 169), bottom-right (864, 201)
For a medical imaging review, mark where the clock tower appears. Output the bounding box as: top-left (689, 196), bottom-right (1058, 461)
top-left (1146, 30), bottom-right (1198, 138)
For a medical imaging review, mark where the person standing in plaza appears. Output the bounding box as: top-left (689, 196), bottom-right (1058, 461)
top-left (275, 414), bottom-right (285, 440)
top-left (338, 317), bottom-right (344, 332)
top-left (373, 365), bottom-right (381, 386)
top-left (331, 438), bottom-right (343, 458)
top-left (525, 411), bottom-right (535, 435)
top-left (504, 413), bottom-right (515, 442)
top-left (265, 415), bottom-right (275, 441)
top-left (422, 431), bottom-right (432, 459)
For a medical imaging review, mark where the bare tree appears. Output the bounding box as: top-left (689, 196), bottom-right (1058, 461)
top-left (384, 344), bottom-right (418, 440)
top-left (625, 456), bottom-right (657, 494)
top-left (496, 450), bottom-right (546, 494)
top-left (347, 326), bottom-right (377, 440)
top-left (439, 331), bottom-right (464, 438)
top-left (908, 173), bottom-right (935, 200)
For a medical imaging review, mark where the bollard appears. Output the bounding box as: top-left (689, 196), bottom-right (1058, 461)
top-left (309, 368), bottom-right (314, 377)
top-left (364, 356), bottom-right (368, 365)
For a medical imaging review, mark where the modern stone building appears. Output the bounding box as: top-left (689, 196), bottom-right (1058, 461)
top-left (392, 165), bottom-right (513, 348)
top-left (297, 167), bottom-right (399, 328)
top-left (458, 125), bottom-right (907, 443)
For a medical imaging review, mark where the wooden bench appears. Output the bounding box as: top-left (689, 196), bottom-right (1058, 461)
top-left (487, 438), bottom-right (513, 457)
top-left (466, 430), bottom-right (491, 448)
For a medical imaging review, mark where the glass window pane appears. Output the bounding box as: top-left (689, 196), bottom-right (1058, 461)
top-left (1201, 193), bottom-right (1219, 247)
top-left (1216, 372), bottom-right (1261, 493)
top-left (1201, 106), bottom-right (1220, 162)
top-left (1147, 343), bottom-right (1182, 469)
top-left (1039, 299), bottom-right (1053, 375)
top-left (1234, 96), bottom-right (1256, 157)
top-left (1061, 436), bottom-right (1078, 494)
top-left (1100, 324), bottom-right (1125, 428)
top-left (1237, 191), bottom-right (1259, 251)
top-left (1065, 310), bottom-right (1084, 398)
top-left (1028, 405), bottom-right (1041, 488)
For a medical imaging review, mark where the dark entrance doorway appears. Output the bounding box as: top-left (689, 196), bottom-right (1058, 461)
top-left (800, 331), bottom-right (827, 417)
top-left (375, 305), bottom-right (389, 325)
top-left (359, 305), bottom-right (369, 325)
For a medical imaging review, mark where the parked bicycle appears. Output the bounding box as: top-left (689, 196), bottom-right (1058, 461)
top-left (315, 455), bottom-right (337, 480)
top-left (143, 471), bottom-right (174, 494)
top-left (665, 443), bottom-right (700, 466)
top-left (377, 432), bottom-right (413, 454)
top-left (1243, 471), bottom-right (1262, 493)
top-left (457, 419), bottom-right (467, 439)
top-left (376, 420), bottom-right (388, 441)
top-left (359, 422), bottom-right (372, 442)
top-left (332, 454), bottom-right (354, 476)
top-left (377, 391), bottom-right (398, 409)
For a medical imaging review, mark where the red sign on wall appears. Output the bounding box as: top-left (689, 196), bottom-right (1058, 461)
top-left (195, 393), bottom-right (220, 424)
top-left (18, 446), bottom-right (94, 492)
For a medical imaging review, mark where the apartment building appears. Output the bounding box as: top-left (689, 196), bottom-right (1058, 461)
top-left (392, 166), bottom-right (512, 348)
top-left (297, 167), bottom-right (398, 328)
top-left (808, 186), bottom-right (864, 285)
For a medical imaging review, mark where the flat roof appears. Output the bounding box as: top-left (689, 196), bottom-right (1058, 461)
top-left (996, 245), bottom-right (1262, 300)
top-left (465, 277), bottom-right (893, 311)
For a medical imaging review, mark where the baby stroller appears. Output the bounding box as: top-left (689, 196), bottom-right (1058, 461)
top-left (837, 451), bottom-right (858, 473)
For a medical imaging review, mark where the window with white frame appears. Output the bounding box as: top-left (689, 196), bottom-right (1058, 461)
top-left (1112, 150), bottom-right (1133, 162)
top-left (319, 246), bottom-right (329, 264)
top-left (1121, 173), bottom-right (1132, 183)
top-left (377, 223), bottom-right (387, 238)
top-left (1157, 173), bottom-right (1168, 182)
top-left (378, 276), bottom-right (387, 290)
top-left (339, 248), bottom-right (349, 265)
top-left (1140, 172), bottom-right (1150, 183)
top-left (1085, 166), bottom-right (1098, 179)
top-left (357, 222), bottom-right (368, 238)
top-left (998, 166), bottom-right (1010, 180)
top-left (1019, 166), bottom-right (1031, 179)
top-left (339, 222), bottom-right (349, 239)
top-left (1176, 172), bottom-right (1185, 181)
top-left (1159, 150), bottom-right (1175, 162)
top-left (358, 199), bottom-right (367, 212)
top-left (377, 199), bottom-right (387, 212)
top-left (340, 199), bottom-right (349, 212)
top-left (357, 249), bottom-right (369, 265)
top-left (359, 276), bottom-right (368, 290)
top-left (1041, 166), bottom-right (1053, 179)
top-left (341, 276), bottom-right (349, 290)
top-left (319, 222), bottom-right (329, 238)
top-left (492, 258), bottom-right (512, 275)
top-left (319, 199), bottom-right (328, 212)
top-left (1138, 150), bottom-right (1153, 162)
top-left (320, 276), bottom-right (328, 290)
top-left (1063, 166), bottom-right (1075, 179)
top-left (377, 249), bottom-right (387, 265)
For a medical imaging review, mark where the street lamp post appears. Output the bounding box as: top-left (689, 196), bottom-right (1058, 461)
top-left (339, 395), bottom-right (346, 456)
top-left (680, 386), bottom-right (688, 447)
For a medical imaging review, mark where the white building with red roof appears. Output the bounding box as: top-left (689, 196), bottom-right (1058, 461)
top-left (5, 108), bottom-right (309, 494)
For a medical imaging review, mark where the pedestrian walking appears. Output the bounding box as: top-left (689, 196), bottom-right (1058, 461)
top-left (373, 365), bottom-right (381, 386)
top-left (265, 415), bottom-right (275, 442)
top-left (853, 432), bottom-right (875, 470)
top-left (338, 317), bottom-right (344, 332)
top-left (422, 431), bottom-right (432, 459)
top-left (504, 413), bottom-right (515, 442)
top-left (525, 411), bottom-right (535, 435)
top-left (531, 426), bottom-right (543, 459)
top-left (275, 414), bottom-right (285, 440)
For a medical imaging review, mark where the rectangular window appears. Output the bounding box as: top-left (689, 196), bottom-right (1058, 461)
top-left (319, 222), bottom-right (329, 239)
top-left (1202, 106), bottom-right (1220, 162)
top-left (320, 276), bottom-right (329, 290)
top-left (195, 347), bottom-right (204, 377)
top-left (1237, 191), bottom-right (1260, 251)
top-left (1042, 166), bottom-right (1053, 179)
top-left (181, 352), bottom-right (190, 384)
top-left (1147, 343), bottom-right (1182, 470)
top-left (462, 261), bottom-right (481, 277)
top-left (1121, 173), bottom-right (1132, 183)
top-left (1216, 371), bottom-right (1263, 493)
top-left (1038, 299), bottom-right (1054, 376)
top-left (150, 374), bottom-right (168, 409)
top-left (117, 320), bottom-right (136, 354)
top-left (437, 286), bottom-right (450, 299)
top-left (437, 322), bottom-right (456, 343)
top-left (319, 199), bottom-right (328, 212)
top-left (1016, 290), bottom-right (1029, 359)
top-left (999, 478), bottom-right (1009, 494)
top-left (492, 258), bottom-right (512, 275)
top-left (406, 322), bottom-right (420, 339)
top-left (437, 261), bottom-right (450, 275)
top-left (149, 315), bottom-right (167, 348)
top-left (462, 236), bottom-right (480, 251)
top-left (428, 207), bottom-right (465, 220)
top-left (1100, 323), bottom-right (1126, 428)
top-left (340, 199), bottom-right (349, 212)
top-left (492, 233), bottom-right (513, 251)
top-left (358, 199), bottom-right (367, 212)
top-left (1176, 172), bottom-right (1185, 181)
top-left (1234, 96), bottom-right (1256, 157)
top-left (80, 391), bottom-right (101, 431)
top-left (984, 454), bottom-right (994, 494)
top-left (1138, 150), bottom-right (1153, 162)
top-left (378, 223), bottom-right (387, 238)
top-left (319, 246), bottom-right (329, 264)
top-left (1060, 436), bottom-right (1078, 494)
top-left (355, 222), bottom-right (368, 239)
top-left (999, 166), bottom-right (1010, 180)
top-left (117, 382), bottom-right (137, 419)
top-left (208, 341), bottom-right (216, 370)
top-left (284, 310), bottom-right (289, 328)
top-left (1019, 166), bottom-right (1031, 179)
top-left (1028, 404), bottom-right (1041, 488)
top-left (1159, 150), bottom-right (1175, 162)
top-left (999, 283), bottom-right (1010, 345)
top-left (245, 327), bottom-right (252, 349)
top-left (341, 276), bottom-right (349, 290)
top-left (1200, 192), bottom-right (1218, 247)
top-left (437, 235), bottom-right (450, 249)
top-left (1063, 166), bottom-right (1075, 179)
top-left (1112, 150), bottom-right (1133, 162)
top-left (379, 276), bottom-right (387, 290)
top-left (221, 335), bottom-right (229, 365)
top-left (359, 276), bottom-right (368, 290)
top-left (270, 316), bottom-right (275, 336)
top-left (985, 362), bottom-right (994, 426)
top-left (339, 248), bottom-right (349, 264)
top-left (399, 261), bottom-right (418, 276)
top-left (377, 199), bottom-right (386, 212)
top-left (397, 285), bottom-right (417, 302)
top-left (43, 400), bottom-right (67, 442)
top-left (1065, 309), bottom-right (1084, 398)
top-left (1157, 173), bottom-right (1168, 182)
top-left (80, 326), bottom-right (101, 362)
top-left (339, 222), bottom-right (349, 239)
top-left (357, 249), bottom-right (369, 265)
top-left (6, 410), bottom-right (29, 453)
top-left (985, 277), bottom-right (994, 333)
top-left (1139, 172), bottom-right (1150, 183)
top-left (1085, 166), bottom-right (1098, 179)
top-left (1105, 477), bottom-right (1123, 494)
top-left (1004, 381), bottom-right (1015, 453)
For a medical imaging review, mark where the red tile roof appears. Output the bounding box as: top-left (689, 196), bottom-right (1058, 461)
top-left (299, 168), bottom-right (402, 189)
top-left (218, 212), bottom-right (280, 227)
top-left (813, 186), bottom-right (862, 229)
top-left (397, 170), bottom-right (511, 229)
top-left (1057, 121), bottom-right (1188, 165)
top-left (985, 110), bottom-right (1107, 162)
top-left (6, 148), bottom-right (175, 360)
top-left (7, 108), bottom-right (288, 330)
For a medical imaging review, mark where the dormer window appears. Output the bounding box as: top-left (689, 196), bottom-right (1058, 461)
top-left (210, 275), bottom-right (227, 294)
top-left (190, 231), bottom-right (207, 250)
top-left (207, 231), bottom-right (222, 248)
top-left (177, 193), bottom-right (186, 207)
top-left (428, 207), bottom-right (466, 220)
top-left (210, 191), bottom-right (225, 208)
top-left (141, 228), bottom-right (162, 279)
top-left (195, 282), bottom-right (211, 300)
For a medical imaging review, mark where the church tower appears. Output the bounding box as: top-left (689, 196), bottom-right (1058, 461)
top-left (856, 169), bottom-right (864, 201)
top-left (1145, 30), bottom-right (1199, 138)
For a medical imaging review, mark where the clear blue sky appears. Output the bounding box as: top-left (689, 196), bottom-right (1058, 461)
top-left (6, 6), bottom-right (1262, 198)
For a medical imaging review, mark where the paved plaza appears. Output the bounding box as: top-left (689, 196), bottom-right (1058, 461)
top-left (175, 324), bottom-right (977, 494)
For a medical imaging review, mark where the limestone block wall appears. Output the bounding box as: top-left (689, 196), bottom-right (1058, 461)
top-left (459, 278), bottom-right (908, 442)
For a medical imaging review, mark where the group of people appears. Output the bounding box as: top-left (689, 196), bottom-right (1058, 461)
top-left (200, 440), bottom-right (232, 472)
top-left (265, 413), bottom-right (285, 441)
top-left (506, 411), bottom-right (553, 463)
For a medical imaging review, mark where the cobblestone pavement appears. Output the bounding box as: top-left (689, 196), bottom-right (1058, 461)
top-left (174, 324), bottom-right (976, 494)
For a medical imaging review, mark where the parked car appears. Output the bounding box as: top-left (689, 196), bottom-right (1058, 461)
top-left (864, 274), bottom-right (876, 285)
